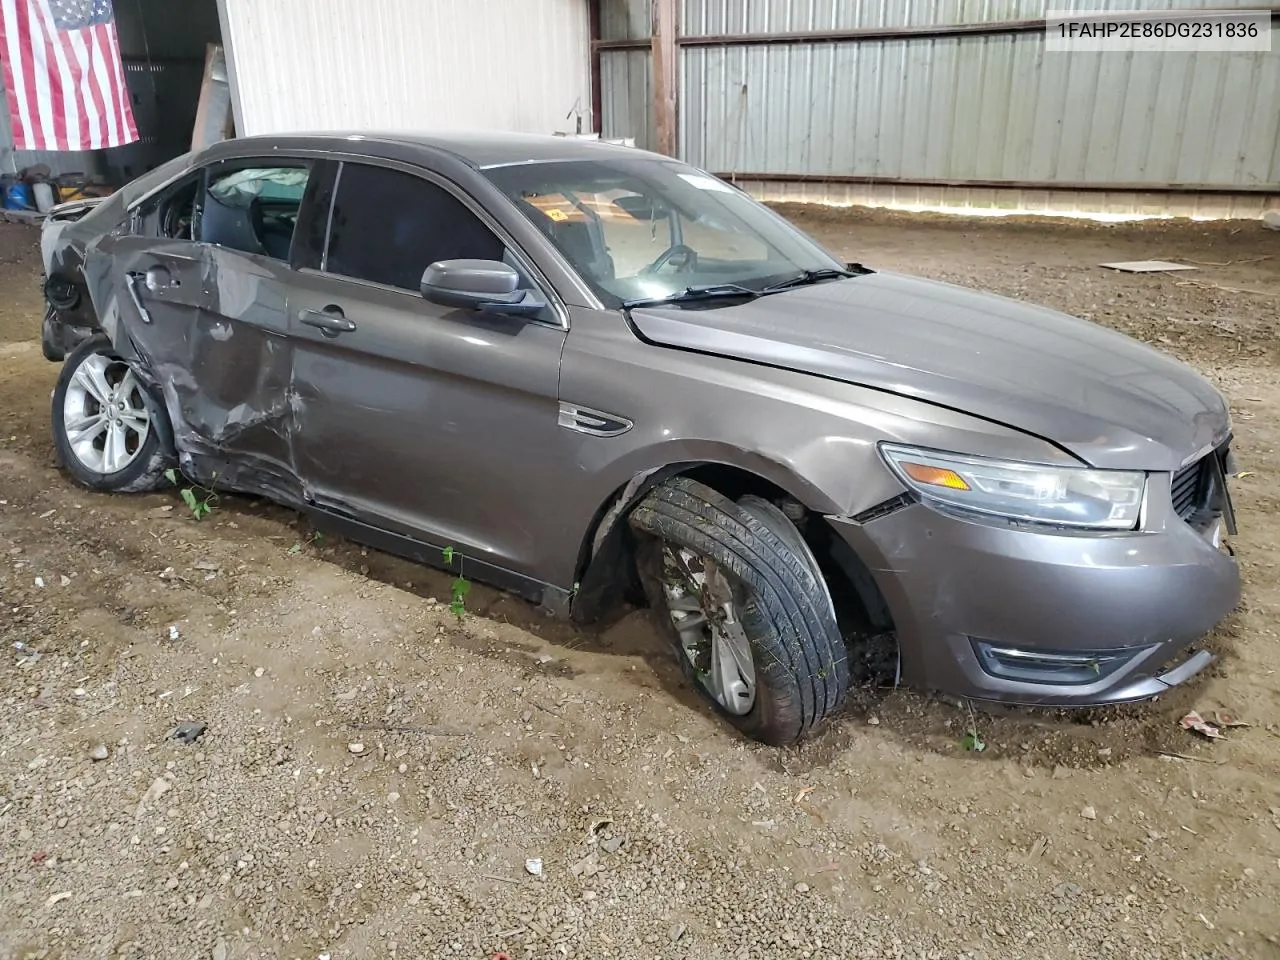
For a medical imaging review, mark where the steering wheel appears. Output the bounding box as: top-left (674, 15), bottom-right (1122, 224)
top-left (640, 243), bottom-right (698, 275)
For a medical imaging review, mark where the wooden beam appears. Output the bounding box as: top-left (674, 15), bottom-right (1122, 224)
top-left (588, 0), bottom-right (603, 135)
top-left (651, 0), bottom-right (678, 157)
top-left (190, 43), bottom-right (219, 151)
top-left (190, 44), bottom-right (236, 151)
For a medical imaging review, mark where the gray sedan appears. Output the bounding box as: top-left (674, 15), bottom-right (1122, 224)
top-left (39, 132), bottom-right (1239, 745)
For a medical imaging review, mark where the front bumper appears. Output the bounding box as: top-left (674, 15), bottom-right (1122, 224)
top-left (829, 475), bottom-right (1240, 706)
top-left (40, 305), bottom-right (96, 362)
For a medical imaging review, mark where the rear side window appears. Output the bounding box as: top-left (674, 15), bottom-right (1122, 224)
top-left (324, 163), bottom-right (505, 291)
top-left (135, 174), bottom-right (199, 240)
top-left (200, 164), bottom-right (311, 261)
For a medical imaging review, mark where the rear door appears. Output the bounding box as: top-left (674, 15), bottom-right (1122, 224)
top-left (170, 158), bottom-right (312, 478)
top-left (87, 155), bottom-right (316, 490)
top-left (286, 159), bottom-right (569, 582)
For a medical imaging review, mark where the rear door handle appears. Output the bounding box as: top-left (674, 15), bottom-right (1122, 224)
top-left (299, 306), bottom-right (356, 337)
top-left (127, 266), bottom-right (175, 292)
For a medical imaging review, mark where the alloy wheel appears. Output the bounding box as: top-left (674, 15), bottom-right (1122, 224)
top-left (62, 353), bottom-right (152, 475)
top-left (660, 543), bottom-right (757, 714)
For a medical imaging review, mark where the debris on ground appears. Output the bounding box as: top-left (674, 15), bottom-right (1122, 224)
top-left (1180, 710), bottom-right (1235, 741)
top-left (1081, 806), bottom-right (1098, 821)
top-left (88, 744), bottom-right (108, 761)
top-left (1099, 260), bottom-right (1196, 273)
top-left (136, 777), bottom-right (171, 815)
top-left (524, 858), bottom-right (543, 876)
top-left (171, 721), bottom-right (208, 744)
top-left (570, 851), bottom-right (600, 878)
top-left (1207, 710), bottom-right (1250, 729)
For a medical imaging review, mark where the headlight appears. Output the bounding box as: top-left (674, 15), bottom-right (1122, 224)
top-left (879, 444), bottom-right (1145, 530)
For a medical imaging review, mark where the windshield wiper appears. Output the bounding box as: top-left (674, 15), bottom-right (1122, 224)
top-left (622, 283), bottom-right (760, 310)
top-left (760, 267), bottom-right (858, 294)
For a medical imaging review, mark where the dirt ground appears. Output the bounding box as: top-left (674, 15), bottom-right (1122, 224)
top-left (2, 207), bottom-right (1280, 960)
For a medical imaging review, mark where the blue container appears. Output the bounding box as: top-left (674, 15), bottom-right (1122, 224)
top-left (2, 182), bottom-right (35, 211)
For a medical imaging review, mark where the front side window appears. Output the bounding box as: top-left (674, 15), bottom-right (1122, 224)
top-left (325, 163), bottom-right (505, 291)
top-left (483, 158), bottom-right (844, 308)
top-left (200, 164), bottom-right (311, 260)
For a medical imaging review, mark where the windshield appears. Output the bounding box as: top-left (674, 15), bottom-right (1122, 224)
top-left (483, 157), bottom-right (845, 308)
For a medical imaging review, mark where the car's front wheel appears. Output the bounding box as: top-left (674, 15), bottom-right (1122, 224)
top-left (629, 477), bottom-right (849, 746)
top-left (51, 337), bottom-right (172, 493)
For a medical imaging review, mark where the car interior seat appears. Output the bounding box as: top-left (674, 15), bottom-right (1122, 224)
top-left (517, 198), bottom-right (616, 281)
top-left (201, 192), bottom-right (265, 256)
top-left (548, 219), bottom-right (616, 280)
top-left (249, 198), bottom-right (294, 261)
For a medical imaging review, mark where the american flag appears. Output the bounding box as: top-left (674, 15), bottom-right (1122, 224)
top-left (0, 0), bottom-right (139, 151)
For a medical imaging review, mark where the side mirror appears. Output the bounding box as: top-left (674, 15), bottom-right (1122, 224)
top-left (420, 259), bottom-right (545, 318)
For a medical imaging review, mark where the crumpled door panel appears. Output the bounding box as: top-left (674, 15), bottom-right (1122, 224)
top-left (82, 236), bottom-right (300, 501)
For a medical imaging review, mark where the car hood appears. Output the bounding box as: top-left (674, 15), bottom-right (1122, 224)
top-left (628, 271), bottom-right (1230, 471)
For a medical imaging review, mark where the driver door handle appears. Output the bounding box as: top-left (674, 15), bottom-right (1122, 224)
top-left (299, 305), bottom-right (357, 337)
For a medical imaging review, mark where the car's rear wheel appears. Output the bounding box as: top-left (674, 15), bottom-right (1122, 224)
top-left (52, 337), bottom-right (172, 493)
top-left (629, 477), bottom-right (849, 746)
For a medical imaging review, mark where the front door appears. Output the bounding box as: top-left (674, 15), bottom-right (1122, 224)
top-left (286, 160), bottom-right (569, 582)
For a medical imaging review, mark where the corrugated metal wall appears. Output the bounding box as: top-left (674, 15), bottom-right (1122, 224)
top-left (220, 0), bottom-right (592, 137)
top-left (601, 0), bottom-right (657, 149)
top-left (599, 0), bottom-right (1280, 214)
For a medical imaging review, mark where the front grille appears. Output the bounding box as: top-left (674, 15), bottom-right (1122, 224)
top-left (1171, 440), bottom-right (1232, 531)
top-left (1171, 457), bottom-right (1209, 520)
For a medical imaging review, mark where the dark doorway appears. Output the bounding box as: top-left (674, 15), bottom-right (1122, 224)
top-left (104, 0), bottom-right (225, 182)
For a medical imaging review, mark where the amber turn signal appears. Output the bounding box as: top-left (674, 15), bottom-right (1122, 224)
top-left (900, 462), bottom-right (971, 490)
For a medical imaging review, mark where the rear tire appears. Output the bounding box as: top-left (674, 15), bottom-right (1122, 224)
top-left (629, 477), bottom-right (849, 746)
top-left (51, 336), bottom-right (173, 493)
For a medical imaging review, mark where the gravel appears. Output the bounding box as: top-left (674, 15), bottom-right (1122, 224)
top-left (2, 213), bottom-right (1279, 959)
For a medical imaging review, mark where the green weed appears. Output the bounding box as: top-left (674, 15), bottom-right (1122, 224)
top-left (960, 699), bottom-right (986, 753)
top-left (164, 468), bottom-right (216, 521)
top-left (442, 546), bottom-right (469, 620)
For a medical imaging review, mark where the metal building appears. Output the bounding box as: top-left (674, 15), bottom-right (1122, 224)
top-left (216, 0), bottom-right (592, 138)
top-left (4, 0), bottom-right (1277, 219)
top-left (3, 0), bottom-right (593, 181)
top-left (599, 0), bottom-right (1280, 218)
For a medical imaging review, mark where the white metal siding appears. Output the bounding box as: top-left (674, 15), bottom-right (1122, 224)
top-left (220, 0), bottom-right (591, 137)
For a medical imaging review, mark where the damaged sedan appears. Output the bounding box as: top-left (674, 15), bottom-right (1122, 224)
top-left (39, 132), bottom-right (1240, 746)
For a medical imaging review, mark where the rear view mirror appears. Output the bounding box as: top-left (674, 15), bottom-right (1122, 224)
top-left (612, 194), bottom-right (668, 221)
top-left (420, 259), bottom-right (545, 318)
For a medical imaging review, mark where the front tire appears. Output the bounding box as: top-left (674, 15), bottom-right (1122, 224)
top-left (629, 477), bottom-right (849, 746)
top-left (51, 336), bottom-right (172, 493)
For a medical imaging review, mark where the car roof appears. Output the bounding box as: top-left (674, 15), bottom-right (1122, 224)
top-left (208, 130), bottom-right (656, 170)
